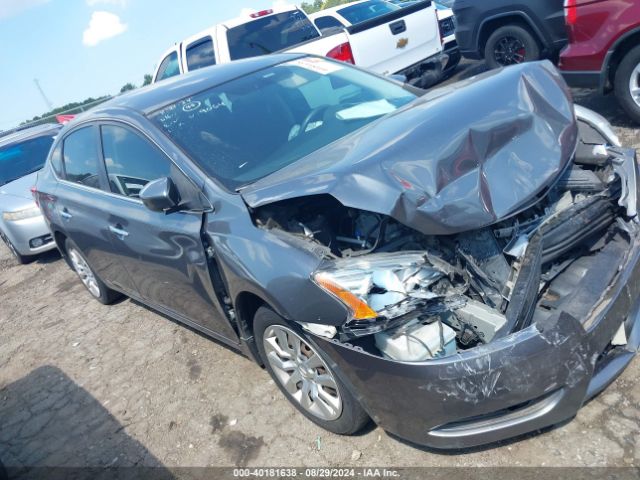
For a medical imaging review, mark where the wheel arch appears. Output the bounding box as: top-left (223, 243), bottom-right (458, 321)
top-left (605, 27), bottom-right (640, 91)
top-left (477, 12), bottom-right (546, 58)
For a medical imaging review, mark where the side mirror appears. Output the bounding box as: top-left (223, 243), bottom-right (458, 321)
top-left (139, 177), bottom-right (180, 213)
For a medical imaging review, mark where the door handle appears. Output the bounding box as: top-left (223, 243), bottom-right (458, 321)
top-left (60, 209), bottom-right (72, 220)
top-left (109, 225), bottom-right (129, 239)
top-left (389, 20), bottom-right (406, 35)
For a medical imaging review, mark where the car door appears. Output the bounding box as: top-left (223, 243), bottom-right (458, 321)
top-left (97, 122), bottom-right (238, 342)
top-left (55, 124), bottom-right (137, 293)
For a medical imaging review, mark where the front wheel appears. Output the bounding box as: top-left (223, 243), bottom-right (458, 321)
top-left (254, 307), bottom-right (370, 435)
top-left (484, 25), bottom-right (541, 69)
top-left (65, 238), bottom-right (122, 305)
top-left (614, 45), bottom-right (640, 124)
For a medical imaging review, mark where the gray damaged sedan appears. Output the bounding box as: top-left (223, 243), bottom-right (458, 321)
top-left (35, 54), bottom-right (639, 449)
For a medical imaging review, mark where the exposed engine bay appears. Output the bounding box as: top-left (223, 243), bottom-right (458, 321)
top-left (251, 132), bottom-right (638, 362)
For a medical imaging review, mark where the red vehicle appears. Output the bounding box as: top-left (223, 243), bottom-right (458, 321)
top-left (559, 0), bottom-right (640, 123)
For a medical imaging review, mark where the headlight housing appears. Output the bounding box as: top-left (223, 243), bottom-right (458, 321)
top-left (2, 206), bottom-right (41, 222)
top-left (312, 252), bottom-right (455, 337)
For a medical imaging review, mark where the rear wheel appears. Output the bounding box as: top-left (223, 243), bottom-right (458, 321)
top-left (0, 230), bottom-right (30, 265)
top-left (614, 45), bottom-right (640, 124)
top-left (254, 306), bottom-right (370, 435)
top-left (484, 25), bottom-right (541, 69)
top-left (65, 238), bottom-right (122, 305)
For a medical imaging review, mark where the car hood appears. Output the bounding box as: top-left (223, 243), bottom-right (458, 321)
top-left (240, 61), bottom-right (578, 236)
top-left (0, 171), bottom-right (39, 207)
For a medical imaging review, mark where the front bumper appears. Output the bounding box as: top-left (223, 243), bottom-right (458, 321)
top-left (315, 231), bottom-right (640, 449)
top-left (1, 214), bottom-right (56, 256)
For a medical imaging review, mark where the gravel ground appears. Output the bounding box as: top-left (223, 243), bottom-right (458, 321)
top-left (1, 61), bottom-right (639, 470)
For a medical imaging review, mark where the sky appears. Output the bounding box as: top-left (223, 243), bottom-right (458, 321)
top-left (0, 0), bottom-right (298, 130)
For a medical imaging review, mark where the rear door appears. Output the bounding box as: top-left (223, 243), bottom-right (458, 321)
top-left (55, 124), bottom-right (137, 293)
top-left (344, 1), bottom-right (442, 75)
top-left (97, 122), bottom-right (238, 342)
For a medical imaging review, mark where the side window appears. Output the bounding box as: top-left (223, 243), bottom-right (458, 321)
top-left (100, 125), bottom-right (172, 198)
top-left (62, 127), bottom-right (102, 189)
top-left (156, 51), bottom-right (181, 81)
top-left (314, 16), bottom-right (344, 32)
top-left (185, 37), bottom-right (216, 71)
top-left (50, 143), bottom-right (64, 178)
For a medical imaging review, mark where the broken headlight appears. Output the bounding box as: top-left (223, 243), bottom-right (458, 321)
top-left (312, 252), bottom-right (448, 336)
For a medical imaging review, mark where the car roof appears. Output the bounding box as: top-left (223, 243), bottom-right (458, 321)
top-left (79, 53), bottom-right (307, 121)
top-left (0, 123), bottom-right (62, 148)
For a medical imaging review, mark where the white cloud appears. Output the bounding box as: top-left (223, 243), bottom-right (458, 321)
top-left (0, 0), bottom-right (50, 20)
top-left (240, 1), bottom-right (295, 17)
top-left (82, 11), bottom-right (127, 47)
top-left (86, 0), bottom-right (128, 7)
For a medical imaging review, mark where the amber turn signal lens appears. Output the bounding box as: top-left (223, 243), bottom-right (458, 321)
top-left (314, 274), bottom-right (378, 320)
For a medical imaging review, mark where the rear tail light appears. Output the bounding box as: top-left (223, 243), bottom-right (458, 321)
top-left (564, 0), bottom-right (578, 41)
top-left (564, 0), bottom-right (578, 25)
top-left (30, 186), bottom-right (39, 207)
top-left (326, 42), bottom-right (355, 64)
top-left (250, 9), bottom-right (273, 18)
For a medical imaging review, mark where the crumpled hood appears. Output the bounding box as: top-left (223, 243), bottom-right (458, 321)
top-left (240, 61), bottom-right (578, 235)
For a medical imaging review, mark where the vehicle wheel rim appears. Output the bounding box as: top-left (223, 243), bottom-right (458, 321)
top-left (629, 62), bottom-right (640, 108)
top-left (68, 248), bottom-right (101, 298)
top-left (263, 325), bottom-right (343, 421)
top-left (0, 231), bottom-right (19, 260)
top-left (494, 36), bottom-right (526, 66)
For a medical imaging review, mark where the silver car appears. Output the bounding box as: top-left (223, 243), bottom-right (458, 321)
top-left (0, 124), bottom-right (61, 263)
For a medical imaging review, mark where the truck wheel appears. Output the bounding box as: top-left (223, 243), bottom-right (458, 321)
top-left (65, 238), bottom-right (122, 305)
top-left (614, 45), bottom-right (640, 124)
top-left (0, 230), bottom-right (30, 265)
top-left (254, 306), bottom-right (370, 435)
top-left (484, 25), bottom-right (540, 69)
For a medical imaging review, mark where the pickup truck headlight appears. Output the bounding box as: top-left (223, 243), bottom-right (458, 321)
top-left (2, 206), bottom-right (41, 222)
top-left (312, 253), bottom-right (447, 334)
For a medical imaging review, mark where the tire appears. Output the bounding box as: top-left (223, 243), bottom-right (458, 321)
top-left (484, 25), bottom-right (541, 69)
top-left (614, 45), bottom-right (640, 124)
top-left (0, 230), bottom-right (31, 265)
top-left (254, 306), bottom-right (370, 435)
top-left (65, 238), bottom-right (122, 305)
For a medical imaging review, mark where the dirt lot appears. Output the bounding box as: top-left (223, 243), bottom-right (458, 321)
top-left (1, 61), bottom-right (639, 470)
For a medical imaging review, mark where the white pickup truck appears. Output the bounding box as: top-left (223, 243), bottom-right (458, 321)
top-left (152, 0), bottom-right (455, 88)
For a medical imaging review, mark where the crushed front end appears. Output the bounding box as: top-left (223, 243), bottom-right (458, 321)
top-left (243, 63), bottom-right (640, 448)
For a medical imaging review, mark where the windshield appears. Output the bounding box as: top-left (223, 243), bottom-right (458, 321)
top-left (227, 11), bottom-right (320, 60)
top-left (337, 0), bottom-right (400, 24)
top-left (151, 58), bottom-right (416, 190)
top-left (0, 134), bottom-right (56, 186)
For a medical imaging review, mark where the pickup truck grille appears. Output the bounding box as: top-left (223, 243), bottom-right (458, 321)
top-left (439, 17), bottom-right (455, 38)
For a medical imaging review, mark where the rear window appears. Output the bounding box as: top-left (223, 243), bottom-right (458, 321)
top-left (337, 0), bottom-right (400, 24)
top-left (186, 37), bottom-right (216, 71)
top-left (0, 134), bottom-right (56, 186)
top-left (151, 58), bottom-right (415, 191)
top-left (227, 10), bottom-right (320, 61)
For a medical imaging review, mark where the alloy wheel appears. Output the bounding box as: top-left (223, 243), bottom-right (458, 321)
top-left (68, 248), bottom-right (101, 298)
top-left (629, 62), bottom-right (640, 109)
top-left (494, 36), bottom-right (526, 66)
top-left (263, 325), bottom-right (343, 421)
